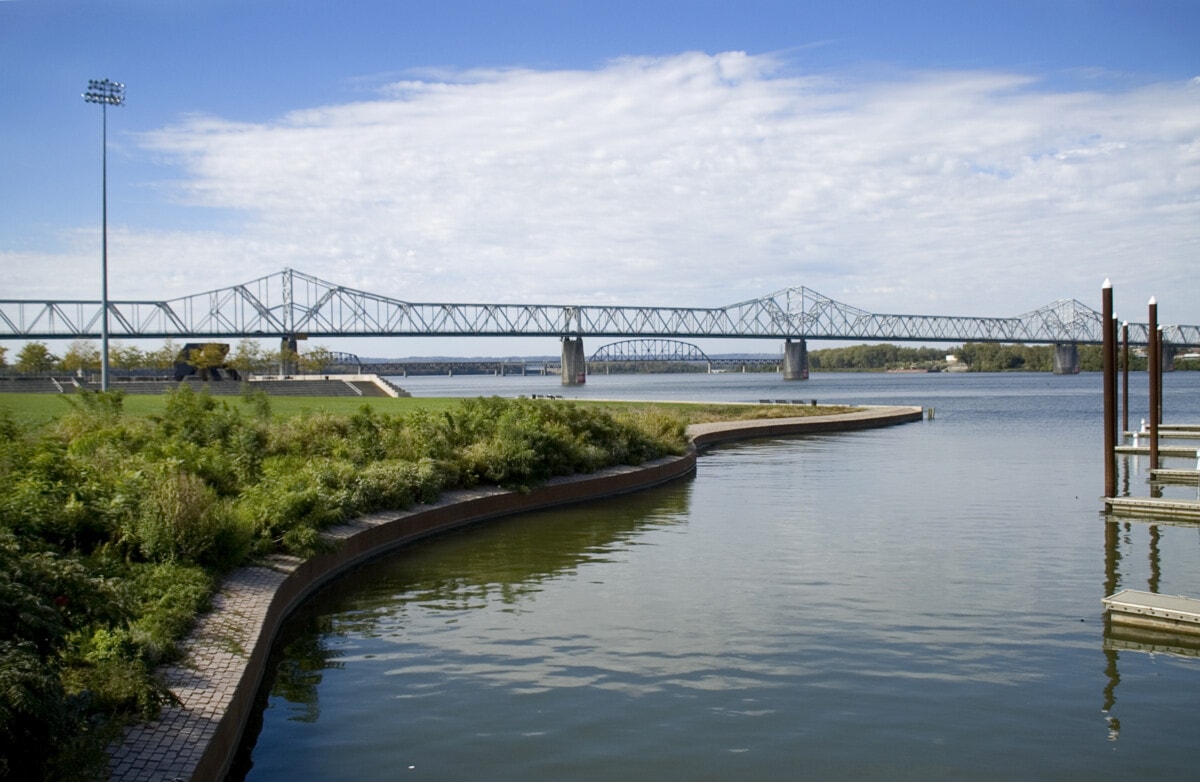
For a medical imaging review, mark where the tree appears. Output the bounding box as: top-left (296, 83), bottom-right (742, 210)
top-left (146, 339), bottom-right (179, 371)
top-left (58, 340), bottom-right (101, 374)
top-left (298, 345), bottom-right (335, 374)
top-left (228, 339), bottom-right (265, 376)
top-left (110, 343), bottom-right (146, 371)
top-left (15, 342), bottom-right (58, 374)
top-left (262, 345), bottom-right (299, 376)
top-left (186, 343), bottom-right (231, 380)
top-left (0, 345), bottom-right (8, 368)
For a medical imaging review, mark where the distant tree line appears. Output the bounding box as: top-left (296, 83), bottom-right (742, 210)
top-left (0, 339), bottom-right (339, 377)
top-left (808, 342), bottom-right (1166, 372)
top-left (809, 344), bottom-right (947, 371)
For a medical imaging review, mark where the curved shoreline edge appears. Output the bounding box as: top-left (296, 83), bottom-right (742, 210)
top-left (108, 405), bottom-right (923, 782)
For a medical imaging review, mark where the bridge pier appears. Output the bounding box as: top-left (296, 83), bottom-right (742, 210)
top-left (562, 336), bottom-right (587, 385)
top-left (783, 338), bottom-right (809, 381)
top-left (1053, 343), bottom-right (1080, 374)
top-left (1163, 344), bottom-right (1176, 372)
top-left (280, 336), bottom-right (298, 375)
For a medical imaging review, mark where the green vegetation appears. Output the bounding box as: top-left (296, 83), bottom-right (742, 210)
top-left (806, 342), bottom-right (1161, 373)
top-left (810, 344), bottom-right (948, 371)
top-left (0, 387), bottom-right (694, 780)
top-left (5, 338), bottom-right (345, 379)
top-left (950, 342), bottom-right (1055, 372)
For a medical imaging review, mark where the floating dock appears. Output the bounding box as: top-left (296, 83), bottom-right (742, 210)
top-left (1124, 430), bottom-right (1200, 440)
top-left (1114, 444), bottom-right (1199, 457)
top-left (1150, 468), bottom-right (1200, 486)
top-left (1104, 496), bottom-right (1200, 521)
top-left (1104, 589), bottom-right (1200, 637)
top-left (1159, 424), bottom-right (1200, 433)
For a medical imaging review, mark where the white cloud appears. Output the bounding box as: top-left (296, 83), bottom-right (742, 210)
top-left (35, 52), bottom-right (1200, 329)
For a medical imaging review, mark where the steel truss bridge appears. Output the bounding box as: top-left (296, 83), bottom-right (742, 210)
top-left (2, 267), bottom-right (1197, 346)
top-left (589, 338), bottom-right (776, 368)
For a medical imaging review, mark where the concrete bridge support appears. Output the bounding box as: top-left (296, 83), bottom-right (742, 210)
top-left (1053, 343), bottom-right (1080, 374)
top-left (280, 335), bottom-right (299, 375)
top-left (783, 338), bottom-right (809, 381)
top-left (562, 336), bottom-right (587, 385)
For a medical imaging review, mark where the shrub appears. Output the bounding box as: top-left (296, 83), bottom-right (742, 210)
top-left (120, 561), bottom-right (213, 666)
top-left (234, 456), bottom-right (354, 557)
top-left (348, 458), bottom-right (443, 514)
top-left (133, 470), bottom-right (249, 568)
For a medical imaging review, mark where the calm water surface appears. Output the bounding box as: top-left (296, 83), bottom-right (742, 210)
top-left (232, 372), bottom-right (1200, 781)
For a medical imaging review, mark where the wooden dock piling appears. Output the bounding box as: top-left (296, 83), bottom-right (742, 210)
top-left (1103, 281), bottom-right (1116, 497)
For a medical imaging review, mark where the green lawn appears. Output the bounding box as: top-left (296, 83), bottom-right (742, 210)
top-left (0, 391), bottom-right (856, 427)
top-left (0, 392), bottom-right (459, 426)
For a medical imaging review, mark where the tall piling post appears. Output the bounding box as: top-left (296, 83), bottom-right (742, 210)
top-left (1110, 315), bottom-right (1120, 449)
top-left (1102, 280), bottom-right (1116, 497)
top-left (1148, 297), bottom-right (1159, 472)
top-left (1152, 326), bottom-right (1161, 424)
top-left (1121, 322), bottom-right (1129, 437)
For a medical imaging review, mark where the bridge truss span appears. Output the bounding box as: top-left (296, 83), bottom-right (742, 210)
top-left (2, 268), bottom-right (1195, 348)
top-left (590, 339), bottom-right (713, 364)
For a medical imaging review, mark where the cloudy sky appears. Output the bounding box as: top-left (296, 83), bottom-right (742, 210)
top-left (3, 0), bottom-right (1199, 356)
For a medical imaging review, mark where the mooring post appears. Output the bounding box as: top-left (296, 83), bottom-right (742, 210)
top-left (1157, 325), bottom-right (1165, 425)
top-left (1121, 321), bottom-right (1129, 437)
top-left (1110, 315), bottom-right (1120, 449)
top-left (1149, 297), bottom-right (1159, 472)
top-left (1102, 280), bottom-right (1116, 497)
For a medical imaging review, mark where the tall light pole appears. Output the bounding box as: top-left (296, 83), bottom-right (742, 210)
top-left (83, 78), bottom-right (125, 391)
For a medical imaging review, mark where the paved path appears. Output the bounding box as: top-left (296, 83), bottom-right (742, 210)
top-left (107, 405), bottom-right (922, 781)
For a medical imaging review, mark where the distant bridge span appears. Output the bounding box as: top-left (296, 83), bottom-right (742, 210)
top-left (591, 339), bottom-right (712, 364)
top-left (2, 268), bottom-right (1196, 383)
top-left (589, 339), bottom-right (778, 370)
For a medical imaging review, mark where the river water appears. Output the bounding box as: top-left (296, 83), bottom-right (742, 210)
top-left (231, 371), bottom-right (1200, 781)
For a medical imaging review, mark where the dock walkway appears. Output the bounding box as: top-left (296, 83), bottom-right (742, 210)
top-left (1104, 496), bottom-right (1200, 521)
top-left (1104, 589), bottom-right (1200, 636)
top-left (1114, 444), bottom-right (1199, 457)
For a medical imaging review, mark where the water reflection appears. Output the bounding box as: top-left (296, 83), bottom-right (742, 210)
top-left (229, 480), bottom-right (694, 778)
top-left (1100, 483), bottom-right (1200, 745)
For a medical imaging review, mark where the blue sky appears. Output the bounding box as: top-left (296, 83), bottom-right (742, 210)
top-left (3, 0), bottom-right (1199, 357)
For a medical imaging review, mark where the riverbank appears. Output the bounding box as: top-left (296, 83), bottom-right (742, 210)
top-left (107, 405), bottom-right (923, 782)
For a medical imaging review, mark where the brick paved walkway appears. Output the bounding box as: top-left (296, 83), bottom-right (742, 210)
top-left (108, 563), bottom-right (292, 782)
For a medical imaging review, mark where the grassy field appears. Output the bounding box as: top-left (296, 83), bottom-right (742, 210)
top-left (0, 391), bottom-right (857, 427)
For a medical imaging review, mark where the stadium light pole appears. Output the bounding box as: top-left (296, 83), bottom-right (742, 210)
top-left (83, 78), bottom-right (125, 391)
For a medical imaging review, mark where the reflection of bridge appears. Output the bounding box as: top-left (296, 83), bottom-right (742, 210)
top-left (4, 268), bottom-right (1198, 384)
